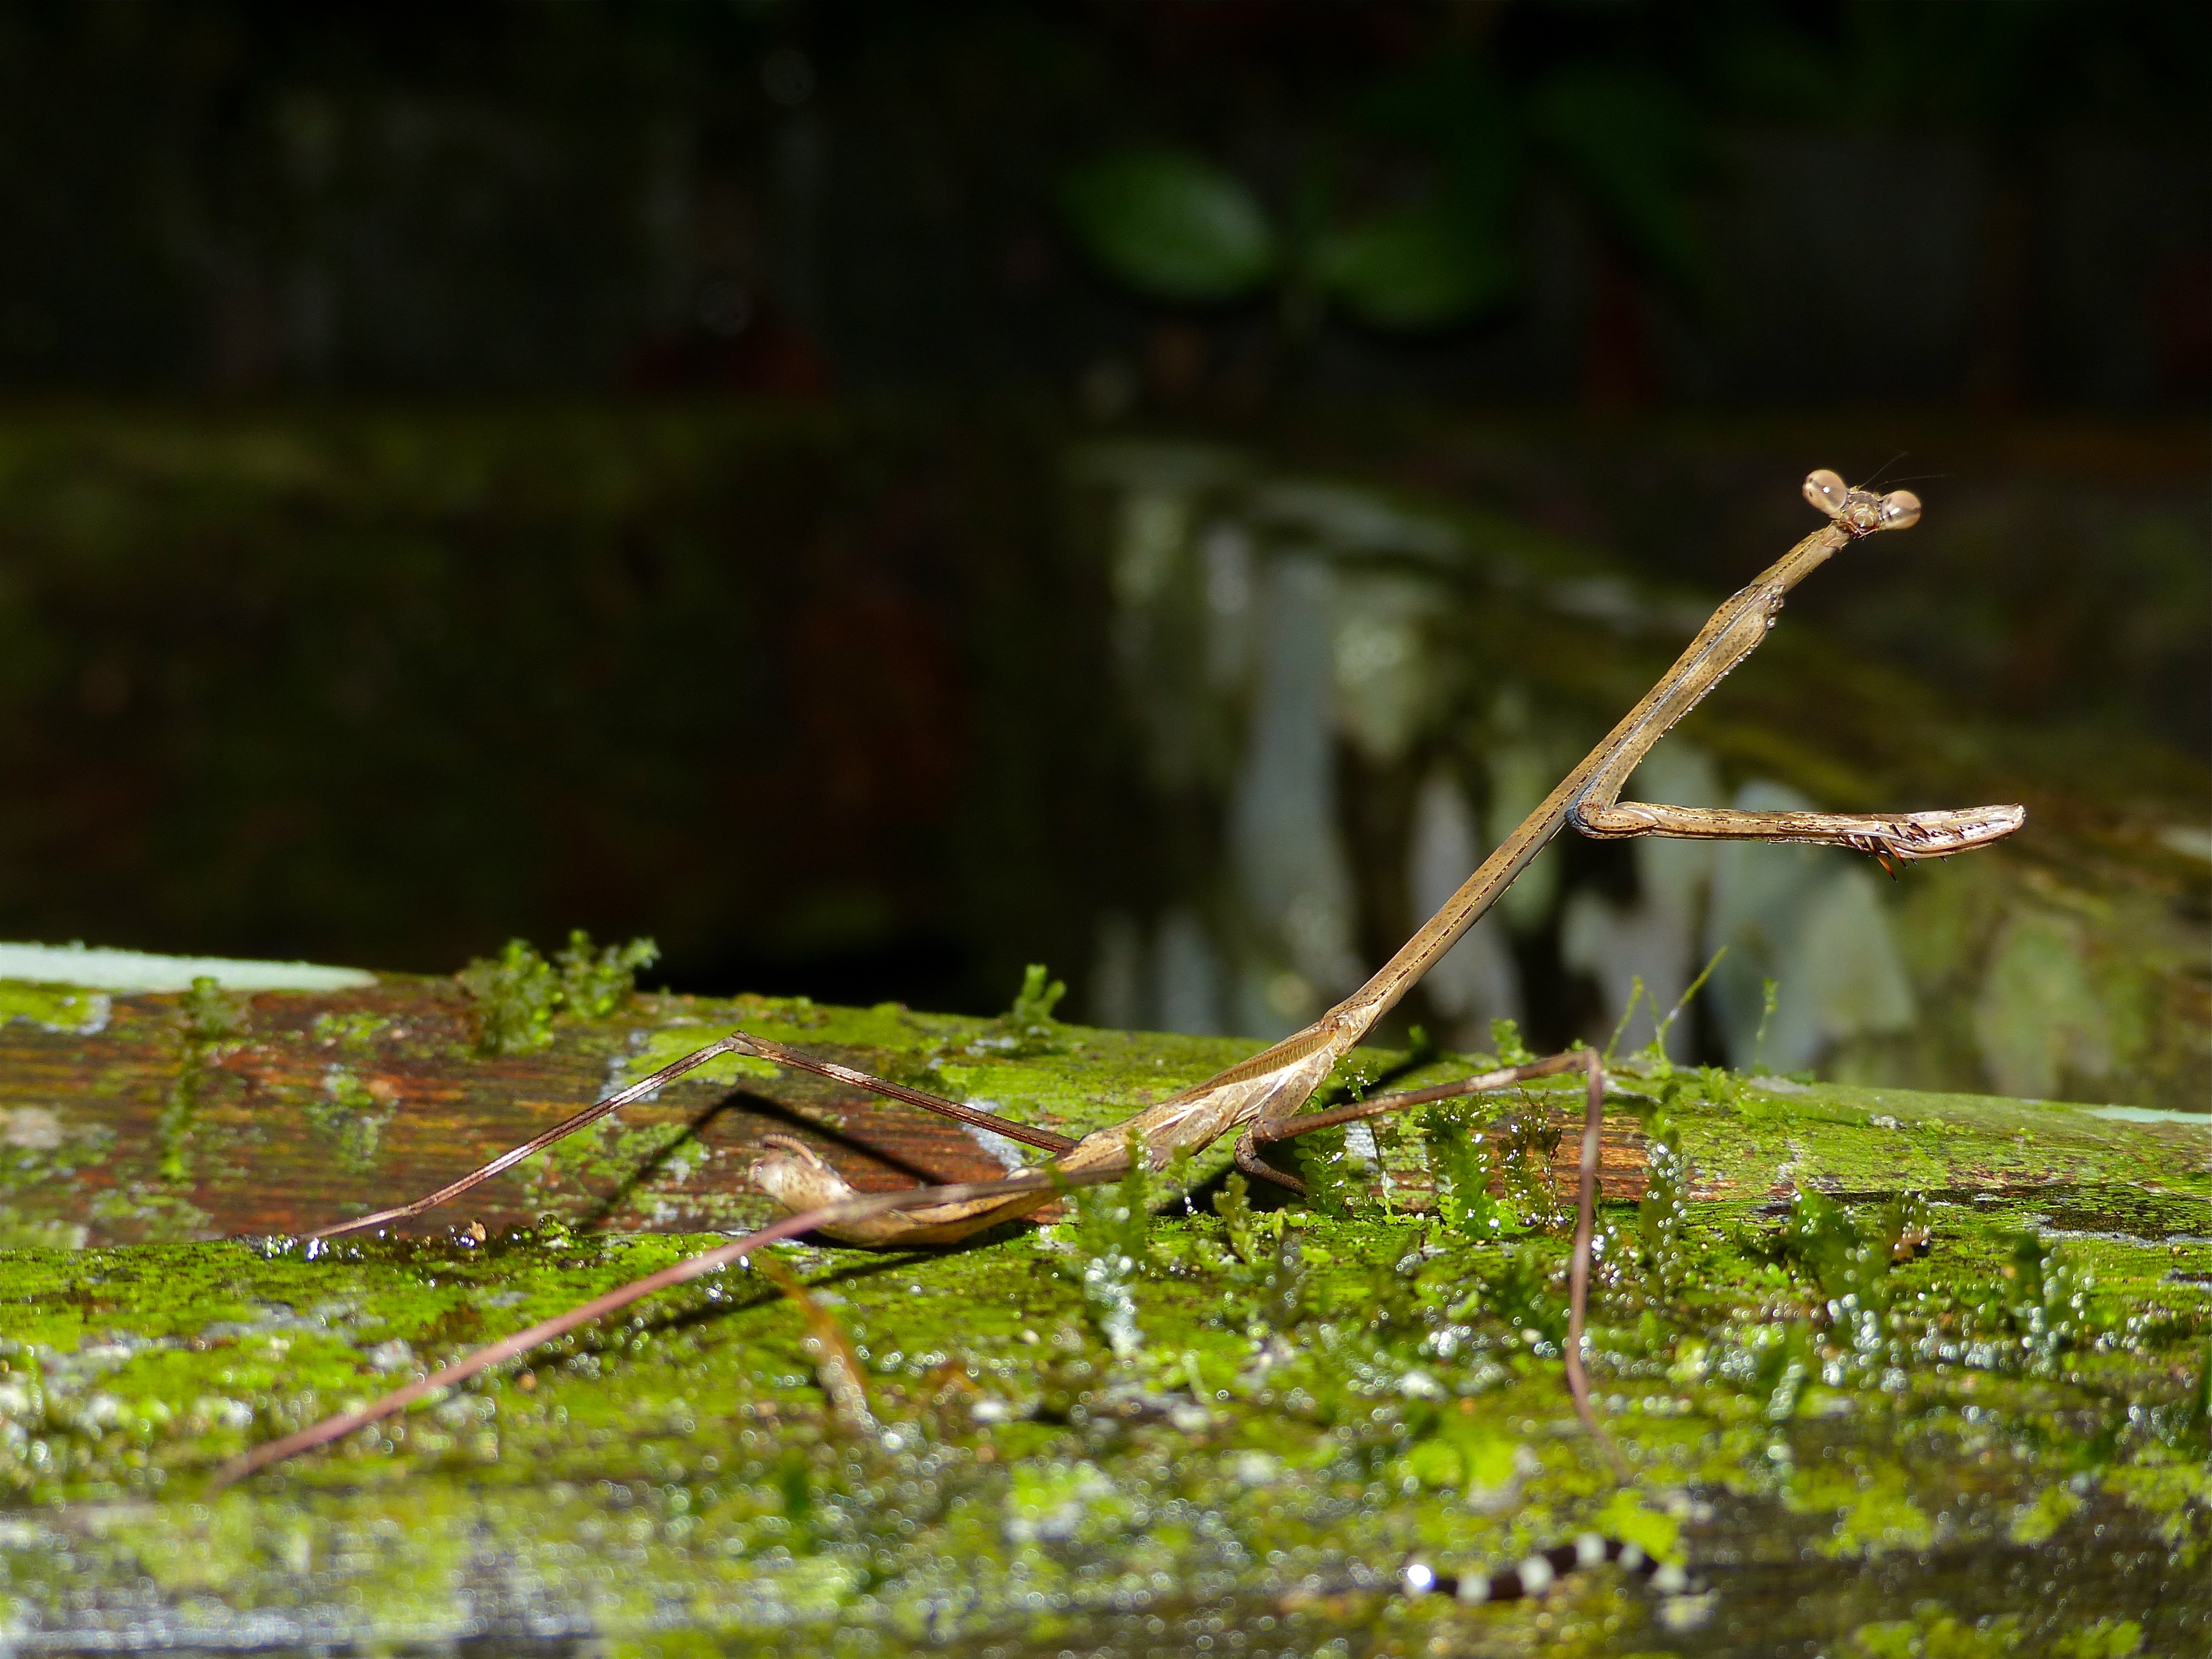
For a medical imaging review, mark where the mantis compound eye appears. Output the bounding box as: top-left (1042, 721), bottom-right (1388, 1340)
top-left (1876, 489), bottom-right (1922, 531)
top-left (1802, 468), bottom-right (1849, 518)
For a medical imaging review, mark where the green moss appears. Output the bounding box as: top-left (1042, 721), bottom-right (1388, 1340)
top-left (994, 963), bottom-right (1070, 1057)
top-left (0, 982), bottom-right (108, 1035)
top-left (155, 975), bottom-right (253, 1182)
top-left (1762, 1188), bottom-right (1928, 1350)
top-left (2049, 1621), bottom-right (2145, 1659)
top-left (558, 931), bottom-right (664, 1020)
top-left (1848, 1609), bottom-right (2021, 1658)
top-left (1052, 1129), bottom-right (1158, 1359)
top-left (1428, 1103), bottom-right (1512, 1240)
top-left (1635, 1110), bottom-right (1693, 1295)
top-left (456, 940), bottom-right (564, 1055)
top-left (178, 976), bottom-right (249, 1044)
top-left (303, 1064), bottom-right (394, 1172)
top-left (1290, 1121), bottom-right (1365, 1217)
top-left (0, 999), bottom-right (2205, 1653)
top-left (309, 1010), bottom-right (387, 1051)
top-left (458, 931), bottom-right (659, 1055)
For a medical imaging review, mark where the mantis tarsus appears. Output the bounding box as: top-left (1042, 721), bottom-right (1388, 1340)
top-left (216, 469), bottom-right (2026, 1598)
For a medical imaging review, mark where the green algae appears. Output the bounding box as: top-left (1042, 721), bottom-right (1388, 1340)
top-left (303, 1065), bottom-right (394, 1173)
top-left (0, 990), bottom-right (2204, 1654)
top-left (0, 981), bottom-right (109, 1036)
top-left (155, 977), bottom-right (254, 1183)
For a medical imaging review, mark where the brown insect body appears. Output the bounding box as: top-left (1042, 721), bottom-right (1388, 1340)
top-left (218, 468), bottom-right (2023, 1488)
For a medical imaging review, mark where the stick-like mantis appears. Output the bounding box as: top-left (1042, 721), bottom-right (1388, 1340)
top-left (216, 469), bottom-right (2022, 1491)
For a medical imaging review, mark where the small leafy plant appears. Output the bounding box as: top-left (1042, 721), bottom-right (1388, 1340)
top-left (1055, 1129), bottom-right (1156, 1359)
top-left (458, 931), bottom-right (659, 1055)
top-left (1211, 1173), bottom-right (1309, 1335)
top-left (1766, 1188), bottom-right (1931, 1355)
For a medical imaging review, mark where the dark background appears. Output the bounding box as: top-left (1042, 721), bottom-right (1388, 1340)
top-left (2, 1), bottom-right (2204, 406)
top-left (0, 0), bottom-right (2204, 1029)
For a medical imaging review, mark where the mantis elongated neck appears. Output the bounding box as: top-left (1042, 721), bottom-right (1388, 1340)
top-left (1319, 524), bottom-right (1846, 1050)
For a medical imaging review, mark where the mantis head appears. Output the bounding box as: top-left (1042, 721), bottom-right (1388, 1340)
top-left (1803, 468), bottom-right (1921, 535)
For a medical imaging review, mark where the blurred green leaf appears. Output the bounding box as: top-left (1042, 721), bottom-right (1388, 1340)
top-left (1060, 148), bottom-right (1277, 303)
top-left (1313, 200), bottom-right (1515, 330)
top-left (1353, 45), bottom-right (1518, 182)
top-left (1328, 46), bottom-right (1522, 330)
top-left (1529, 66), bottom-right (1708, 292)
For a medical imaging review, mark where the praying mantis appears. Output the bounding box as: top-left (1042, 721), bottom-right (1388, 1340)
top-left (216, 468), bottom-right (2024, 1514)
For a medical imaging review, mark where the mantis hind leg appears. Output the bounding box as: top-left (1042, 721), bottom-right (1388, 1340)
top-left (306, 1028), bottom-right (1076, 1242)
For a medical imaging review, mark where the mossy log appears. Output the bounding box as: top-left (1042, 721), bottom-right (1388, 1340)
top-left (0, 960), bottom-right (2205, 1656)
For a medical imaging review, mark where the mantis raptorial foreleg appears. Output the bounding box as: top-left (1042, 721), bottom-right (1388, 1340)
top-left (220, 468), bottom-right (2023, 1486)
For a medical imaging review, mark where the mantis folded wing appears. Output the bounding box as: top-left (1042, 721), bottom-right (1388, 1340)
top-left (223, 468), bottom-right (2022, 1484)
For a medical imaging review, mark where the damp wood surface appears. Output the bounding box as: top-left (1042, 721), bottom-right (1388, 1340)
top-left (0, 971), bottom-right (2206, 1657)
